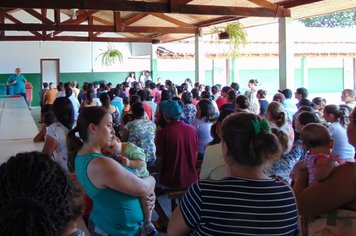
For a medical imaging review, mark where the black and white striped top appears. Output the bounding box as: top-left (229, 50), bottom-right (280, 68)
top-left (180, 177), bottom-right (298, 236)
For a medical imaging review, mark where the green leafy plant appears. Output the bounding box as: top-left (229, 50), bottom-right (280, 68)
top-left (217, 22), bottom-right (247, 57)
top-left (96, 43), bottom-right (123, 66)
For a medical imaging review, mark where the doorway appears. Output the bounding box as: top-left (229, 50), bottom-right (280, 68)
top-left (40, 59), bottom-right (60, 86)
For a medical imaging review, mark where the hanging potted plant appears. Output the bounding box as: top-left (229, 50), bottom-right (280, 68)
top-left (217, 22), bottom-right (247, 57)
top-left (96, 43), bottom-right (123, 66)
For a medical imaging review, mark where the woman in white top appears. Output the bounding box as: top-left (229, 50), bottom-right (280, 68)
top-left (200, 109), bottom-right (235, 180)
top-left (42, 97), bottom-right (74, 171)
top-left (192, 99), bottom-right (216, 159)
top-left (265, 101), bottom-right (294, 151)
top-left (323, 104), bottom-right (355, 161)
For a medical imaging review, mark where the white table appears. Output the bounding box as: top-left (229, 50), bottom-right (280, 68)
top-left (0, 97), bottom-right (43, 164)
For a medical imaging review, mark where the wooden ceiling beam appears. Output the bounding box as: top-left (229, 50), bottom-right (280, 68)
top-left (64, 10), bottom-right (97, 25)
top-left (50, 10), bottom-right (97, 37)
top-left (0, 23), bottom-right (197, 34)
top-left (122, 26), bottom-right (197, 34)
top-left (1, 35), bottom-right (152, 42)
top-left (0, 1), bottom-right (169, 13)
top-left (171, 0), bottom-right (193, 5)
top-left (0, 1), bottom-right (290, 17)
top-left (122, 13), bottom-right (149, 26)
top-left (0, 23), bottom-right (113, 31)
top-left (88, 15), bottom-right (94, 40)
top-left (171, 4), bottom-right (290, 17)
top-left (150, 13), bottom-right (192, 27)
top-left (0, 9), bottom-right (4, 39)
top-left (54, 9), bottom-right (60, 24)
top-left (92, 16), bottom-right (111, 25)
top-left (24, 9), bottom-right (53, 24)
top-left (280, 0), bottom-right (325, 8)
top-left (4, 12), bottom-right (42, 37)
top-left (247, 0), bottom-right (290, 16)
top-left (114, 11), bottom-right (121, 32)
top-left (198, 16), bottom-right (241, 27)
top-left (93, 32), bottom-right (103, 37)
top-left (41, 9), bottom-right (46, 17)
top-left (1, 8), bottom-right (16, 13)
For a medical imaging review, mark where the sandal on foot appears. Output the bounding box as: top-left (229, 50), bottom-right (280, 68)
top-left (144, 221), bottom-right (158, 236)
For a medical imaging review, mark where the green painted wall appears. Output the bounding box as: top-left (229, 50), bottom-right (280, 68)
top-left (308, 68), bottom-right (343, 93)
top-left (0, 73), bottom-right (42, 106)
top-left (0, 72), bottom-right (133, 106)
top-left (0, 67), bottom-right (345, 106)
top-left (236, 68), bottom-right (342, 93)
top-left (60, 72), bottom-right (130, 86)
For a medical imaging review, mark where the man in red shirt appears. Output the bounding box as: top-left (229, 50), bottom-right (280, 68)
top-left (151, 100), bottom-right (198, 231)
top-left (154, 100), bottom-right (198, 188)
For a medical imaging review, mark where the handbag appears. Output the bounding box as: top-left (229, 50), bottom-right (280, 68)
top-left (308, 163), bottom-right (356, 236)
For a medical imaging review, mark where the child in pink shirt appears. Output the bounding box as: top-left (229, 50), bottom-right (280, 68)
top-left (292, 123), bottom-right (338, 185)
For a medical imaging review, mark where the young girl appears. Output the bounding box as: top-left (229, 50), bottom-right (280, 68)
top-left (42, 97), bottom-right (74, 172)
top-left (323, 104), bottom-right (355, 161)
top-left (102, 136), bottom-right (157, 235)
top-left (67, 106), bottom-right (156, 236)
top-left (192, 99), bottom-right (216, 159)
top-left (265, 101), bottom-right (294, 151)
top-left (298, 123), bottom-right (338, 185)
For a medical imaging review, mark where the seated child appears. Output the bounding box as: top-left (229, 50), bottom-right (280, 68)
top-left (292, 123), bottom-right (338, 185)
top-left (33, 111), bottom-right (56, 142)
top-left (102, 137), bottom-right (157, 236)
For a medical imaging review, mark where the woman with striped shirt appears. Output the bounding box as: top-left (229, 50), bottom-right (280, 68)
top-left (168, 112), bottom-right (299, 235)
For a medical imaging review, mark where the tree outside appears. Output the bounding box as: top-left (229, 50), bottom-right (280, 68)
top-left (300, 10), bottom-right (356, 28)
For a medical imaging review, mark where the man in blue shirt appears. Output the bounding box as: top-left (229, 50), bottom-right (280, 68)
top-left (6, 68), bottom-right (27, 101)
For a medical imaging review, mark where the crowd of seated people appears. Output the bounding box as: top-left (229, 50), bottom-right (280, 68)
top-left (5, 72), bottom-right (355, 235)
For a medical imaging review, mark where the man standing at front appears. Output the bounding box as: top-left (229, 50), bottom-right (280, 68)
top-left (6, 68), bottom-right (27, 101)
top-left (154, 100), bottom-right (199, 189)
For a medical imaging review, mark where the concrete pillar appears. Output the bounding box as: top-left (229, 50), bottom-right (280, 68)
top-left (150, 44), bottom-right (158, 81)
top-left (279, 18), bottom-right (294, 89)
top-left (343, 57), bottom-right (355, 89)
top-left (211, 59), bottom-right (215, 85)
top-left (301, 57), bottom-right (308, 88)
top-left (231, 58), bottom-right (237, 84)
top-left (195, 30), bottom-right (205, 84)
top-left (354, 58), bottom-right (356, 90)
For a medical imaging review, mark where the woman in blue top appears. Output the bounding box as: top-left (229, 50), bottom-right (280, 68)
top-left (67, 106), bottom-right (155, 236)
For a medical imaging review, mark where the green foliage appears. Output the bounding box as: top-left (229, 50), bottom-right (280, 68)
top-left (225, 22), bottom-right (247, 57)
top-left (96, 44), bottom-right (123, 66)
top-left (215, 22), bottom-right (247, 58)
top-left (300, 10), bottom-right (356, 28)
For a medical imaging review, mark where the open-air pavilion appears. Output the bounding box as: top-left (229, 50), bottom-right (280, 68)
top-left (0, 1), bottom-right (356, 235)
top-left (0, 0), bottom-right (356, 89)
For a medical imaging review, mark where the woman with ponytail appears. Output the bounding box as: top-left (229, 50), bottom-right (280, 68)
top-left (323, 104), bottom-right (355, 160)
top-left (168, 112), bottom-right (298, 235)
top-left (266, 101), bottom-right (294, 150)
top-left (42, 97), bottom-right (74, 171)
top-left (67, 106), bottom-right (155, 236)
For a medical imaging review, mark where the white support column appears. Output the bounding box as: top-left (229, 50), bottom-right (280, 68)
top-left (151, 44), bottom-right (158, 81)
top-left (279, 18), bottom-right (294, 89)
top-left (195, 30), bottom-right (205, 84)
top-left (343, 58), bottom-right (354, 89)
top-left (301, 57), bottom-right (308, 88)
